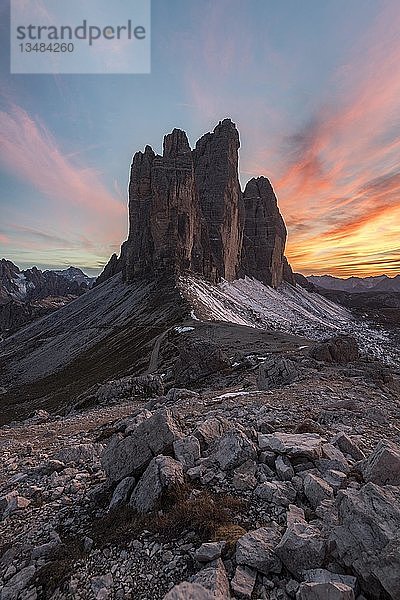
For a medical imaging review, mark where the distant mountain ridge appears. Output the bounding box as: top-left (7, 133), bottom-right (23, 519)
top-left (0, 259), bottom-right (94, 335)
top-left (308, 274), bottom-right (400, 293)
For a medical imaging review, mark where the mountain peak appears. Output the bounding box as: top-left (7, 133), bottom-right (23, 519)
top-left (163, 128), bottom-right (191, 158)
top-left (99, 120), bottom-right (292, 288)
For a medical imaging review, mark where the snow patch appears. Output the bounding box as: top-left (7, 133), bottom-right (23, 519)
top-left (174, 326), bottom-right (195, 334)
top-left (178, 275), bottom-right (400, 367)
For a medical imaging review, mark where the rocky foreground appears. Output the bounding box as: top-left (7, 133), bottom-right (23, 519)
top-left (1, 336), bottom-right (400, 600)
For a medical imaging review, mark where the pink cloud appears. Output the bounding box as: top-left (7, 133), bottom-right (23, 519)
top-left (0, 104), bottom-right (124, 219)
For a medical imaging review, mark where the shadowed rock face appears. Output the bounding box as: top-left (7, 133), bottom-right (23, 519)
top-left (100, 119), bottom-right (292, 288)
top-left (240, 177), bottom-right (288, 287)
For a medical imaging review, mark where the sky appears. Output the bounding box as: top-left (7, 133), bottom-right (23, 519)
top-left (1, 0), bottom-right (400, 277)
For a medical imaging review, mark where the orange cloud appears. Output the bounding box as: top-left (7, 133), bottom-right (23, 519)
top-left (273, 5), bottom-right (400, 276)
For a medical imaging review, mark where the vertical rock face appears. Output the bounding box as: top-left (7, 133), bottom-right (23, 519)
top-left (240, 177), bottom-right (287, 288)
top-left (100, 119), bottom-right (293, 288)
top-left (193, 119), bottom-right (244, 281)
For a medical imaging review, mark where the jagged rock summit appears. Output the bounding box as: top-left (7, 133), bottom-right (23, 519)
top-left (99, 119), bottom-right (294, 288)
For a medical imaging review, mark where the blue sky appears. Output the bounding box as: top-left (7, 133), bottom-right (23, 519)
top-left (1, 0), bottom-right (399, 276)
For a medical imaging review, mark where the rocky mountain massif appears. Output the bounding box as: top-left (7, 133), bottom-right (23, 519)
top-left (0, 260), bottom-right (94, 337)
top-left (0, 120), bottom-right (399, 600)
top-left (308, 274), bottom-right (400, 327)
top-left (98, 119), bottom-right (294, 288)
top-left (308, 274), bottom-right (400, 293)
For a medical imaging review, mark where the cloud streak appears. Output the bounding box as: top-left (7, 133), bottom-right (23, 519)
top-left (0, 104), bottom-right (123, 218)
top-left (0, 102), bottom-right (126, 269)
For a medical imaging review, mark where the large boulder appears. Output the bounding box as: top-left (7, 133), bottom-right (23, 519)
top-left (236, 526), bottom-right (282, 575)
top-left (275, 523), bottom-right (326, 577)
top-left (213, 430), bottom-right (257, 470)
top-left (360, 439), bottom-right (400, 486)
top-left (163, 582), bottom-right (214, 599)
top-left (309, 335), bottom-right (359, 364)
top-left (101, 408), bottom-right (182, 482)
top-left (174, 338), bottom-right (231, 386)
top-left (331, 483), bottom-right (400, 599)
top-left (296, 582), bottom-right (354, 600)
top-left (257, 356), bottom-right (297, 390)
top-left (258, 432), bottom-right (324, 461)
top-left (95, 374), bottom-right (164, 403)
top-left (191, 559), bottom-right (230, 599)
top-left (129, 455), bottom-right (184, 513)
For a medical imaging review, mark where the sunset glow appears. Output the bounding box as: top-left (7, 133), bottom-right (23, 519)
top-left (1, 0), bottom-right (399, 277)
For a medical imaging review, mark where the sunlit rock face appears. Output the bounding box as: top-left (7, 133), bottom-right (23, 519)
top-left (100, 119), bottom-right (292, 288)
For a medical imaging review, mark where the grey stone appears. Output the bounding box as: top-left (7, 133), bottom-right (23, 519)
top-left (330, 483), bottom-right (400, 599)
top-left (96, 374), bottom-right (164, 403)
top-left (296, 582), bottom-right (354, 599)
top-left (309, 335), bottom-right (359, 365)
top-left (258, 433), bottom-right (323, 461)
top-left (320, 444), bottom-right (350, 473)
top-left (108, 476), bottom-right (136, 511)
top-left (174, 435), bottom-right (201, 469)
top-left (102, 408), bottom-right (182, 481)
top-left (286, 504), bottom-right (306, 526)
top-left (163, 582), bottom-right (214, 599)
top-left (236, 526), bottom-right (282, 575)
top-left (194, 417), bottom-right (230, 447)
top-left (322, 470), bottom-right (347, 491)
top-left (174, 339), bottom-right (231, 386)
top-left (231, 565), bottom-right (257, 599)
top-left (254, 481), bottom-right (297, 507)
top-left (129, 455), bottom-right (184, 513)
top-left (233, 459), bottom-right (258, 490)
top-left (195, 542), bottom-right (222, 563)
top-left (55, 443), bottom-right (98, 465)
top-left (276, 455), bottom-right (295, 480)
top-left (31, 540), bottom-right (60, 560)
top-left (304, 473), bottom-right (334, 508)
top-left (213, 430), bottom-right (257, 470)
top-left (275, 523), bottom-right (326, 577)
top-left (257, 356), bottom-right (298, 390)
top-left (332, 434), bottom-right (365, 461)
top-left (360, 439), bottom-right (400, 486)
top-left (1, 566), bottom-right (36, 600)
top-left (191, 558), bottom-right (230, 598)
top-left (303, 569), bottom-right (357, 591)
